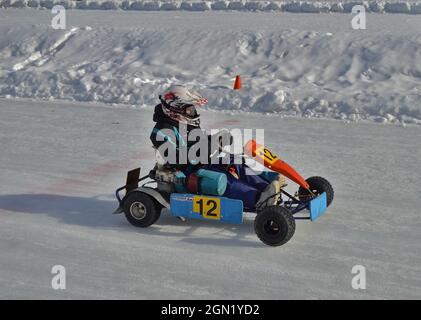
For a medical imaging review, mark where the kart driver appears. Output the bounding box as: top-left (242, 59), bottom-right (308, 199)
top-left (150, 85), bottom-right (285, 210)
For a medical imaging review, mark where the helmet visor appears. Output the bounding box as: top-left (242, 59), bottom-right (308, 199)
top-left (184, 105), bottom-right (198, 117)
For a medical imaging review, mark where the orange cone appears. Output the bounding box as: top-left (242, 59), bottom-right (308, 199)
top-left (233, 75), bottom-right (242, 90)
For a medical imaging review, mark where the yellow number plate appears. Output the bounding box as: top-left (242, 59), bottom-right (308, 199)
top-left (193, 196), bottom-right (221, 220)
top-left (255, 145), bottom-right (278, 165)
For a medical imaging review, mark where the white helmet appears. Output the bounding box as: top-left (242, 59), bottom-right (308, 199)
top-left (159, 86), bottom-right (208, 127)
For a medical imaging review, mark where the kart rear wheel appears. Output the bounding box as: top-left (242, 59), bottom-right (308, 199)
top-left (152, 200), bottom-right (164, 224)
top-left (254, 206), bottom-right (296, 246)
top-left (123, 192), bottom-right (160, 228)
top-left (298, 176), bottom-right (334, 207)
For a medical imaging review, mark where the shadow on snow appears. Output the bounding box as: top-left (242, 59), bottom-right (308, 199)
top-left (0, 193), bottom-right (262, 247)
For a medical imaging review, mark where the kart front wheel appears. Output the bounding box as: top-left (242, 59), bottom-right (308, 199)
top-left (254, 206), bottom-right (296, 246)
top-left (298, 176), bottom-right (334, 207)
top-left (123, 192), bottom-right (161, 228)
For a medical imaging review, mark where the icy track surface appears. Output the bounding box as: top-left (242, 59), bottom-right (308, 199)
top-left (0, 9), bottom-right (421, 125)
top-left (0, 98), bottom-right (420, 299)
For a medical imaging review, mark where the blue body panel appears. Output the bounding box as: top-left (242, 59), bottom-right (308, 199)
top-left (309, 192), bottom-right (327, 221)
top-left (170, 193), bottom-right (243, 224)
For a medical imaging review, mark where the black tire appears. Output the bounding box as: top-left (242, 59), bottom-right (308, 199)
top-left (152, 200), bottom-right (164, 224)
top-left (298, 176), bottom-right (334, 207)
top-left (123, 192), bottom-right (160, 228)
top-left (254, 206), bottom-right (296, 246)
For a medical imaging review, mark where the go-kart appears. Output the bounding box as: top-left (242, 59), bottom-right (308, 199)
top-left (113, 140), bottom-right (334, 246)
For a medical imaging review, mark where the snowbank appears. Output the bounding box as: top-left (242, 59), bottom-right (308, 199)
top-left (1, 20), bottom-right (420, 125)
top-left (1, 0), bottom-right (421, 14)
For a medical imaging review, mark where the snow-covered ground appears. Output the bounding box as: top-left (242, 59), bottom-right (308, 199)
top-left (0, 7), bottom-right (420, 299)
top-left (0, 98), bottom-right (420, 299)
top-left (2, 0), bottom-right (421, 15)
top-left (0, 9), bottom-right (421, 124)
